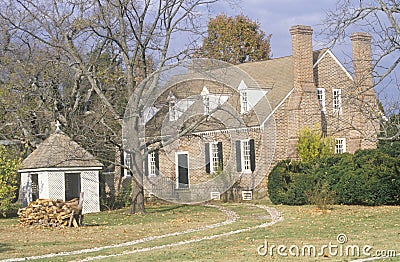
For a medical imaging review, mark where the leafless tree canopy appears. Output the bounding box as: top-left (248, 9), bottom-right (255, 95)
top-left (0, 0), bottom-right (231, 213)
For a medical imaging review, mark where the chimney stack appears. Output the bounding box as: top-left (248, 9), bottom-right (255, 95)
top-left (350, 32), bottom-right (373, 94)
top-left (290, 25), bottom-right (314, 90)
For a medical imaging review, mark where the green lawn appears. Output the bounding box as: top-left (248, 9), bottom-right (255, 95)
top-left (0, 200), bottom-right (399, 262)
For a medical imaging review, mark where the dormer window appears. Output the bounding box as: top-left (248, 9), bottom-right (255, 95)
top-left (168, 92), bottom-right (177, 121)
top-left (240, 90), bottom-right (248, 114)
top-left (238, 80), bottom-right (249, 114)
top-left (204, 96), bottom-right (210, 115)
top-left (201, 86), bottom-right (210, 115)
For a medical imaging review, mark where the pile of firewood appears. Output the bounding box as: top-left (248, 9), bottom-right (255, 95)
top-left (18, 198), bottom-right (83, 227)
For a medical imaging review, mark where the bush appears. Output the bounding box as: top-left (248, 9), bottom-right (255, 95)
top-left (268, 160), bottom-right (317, 205)
top-left (268, 149), bottom-right (400, 206)
top-left (0, 145), bottom-right (21, 217)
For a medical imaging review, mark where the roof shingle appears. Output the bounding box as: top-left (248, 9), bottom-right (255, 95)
top-left (20, 132), bottom-right (103, 170)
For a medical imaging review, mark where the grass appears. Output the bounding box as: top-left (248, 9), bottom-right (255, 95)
top-left (0, 200), bottom-right (399, 261)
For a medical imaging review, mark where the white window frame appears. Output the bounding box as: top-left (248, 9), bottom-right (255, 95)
top-left (240, 91), bottom-right (248, 114)
top-left (241, 139), bottom-right (251, 173)
top-left (203, 95), bottom-right (210, 115)
top-left (316, 88), bottom-right (326, 112)
top-left (169, 100), bottom-right (177, 121)
top-left (148, 151), bottom-right (157, 176)
top-left (175, 151), bottom-right (189, 189)
top-left (209, 142), bottom-right (219, 173)
top-left (333, 89), bottom-right (342, 115)
top-left (335, 138), bottom-right (346, 154)
top-left (124, 151), bottom-right (132, 177)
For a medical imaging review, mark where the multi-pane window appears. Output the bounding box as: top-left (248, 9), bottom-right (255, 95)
top-left (316, 88), bottom-right (326, 112)
top-left (242, 140), bottom-right (251, 172)
top-left (169, 101), bottom-right (177, 121)
top-left (333, 89), bottom-right (342, 114)
top-left (236, 139), bottom-right (255, 173)
top-left (203, 95), bottom-right (210, 115)
top-left (205, 142), bottom-right (223, 174)
top-left (210, 142), bottom-right (219, 173)
top-left (335, 138), bottom-right (346, 154)
top-left (124, 151), bottom-right (132, 177)
top-left (240, 91), bottom-right (248, 114)
top-left (148, 151), bottom-right (157, 176)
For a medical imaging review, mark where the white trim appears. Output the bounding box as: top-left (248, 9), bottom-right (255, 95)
top-left (192, 126), bottom-right (261, 137)
top-left (335, 138), bottom-right (346, 154)
top-left (241, 190), bottom-right (253, 200)
top-left (175, 151), bottom-right (189, 189)
top-left (261, 88), bottom-right (294, 129)
top-left (333, 88), bottom-right (342, 115)
top-left (240, 139), bottom-right (252, 174)
top-left (313, 49), bottom-right (353, 81)
top-left (209, 141), bottom-right (219, 174)
top-left (240, 90), bottom-right (248, 114)
top-left (18, 166), bottom-right (102, 173)
top-left (148, 151), bottom-right (157, 176)
top-left (210, 192), bottom-right (220, 200)
top-left (316, 87), bottom-right (326, 112)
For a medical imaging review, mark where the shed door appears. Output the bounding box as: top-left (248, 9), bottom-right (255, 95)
top-left (30, 174), bottom-right (39, 201)
top-left (65, 173), bottom-right (81, 201)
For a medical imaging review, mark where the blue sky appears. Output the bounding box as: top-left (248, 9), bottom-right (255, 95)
top-left (208, 0), bottom-right (399, 112)
top-left (215, 0), bottom-right (339, 58)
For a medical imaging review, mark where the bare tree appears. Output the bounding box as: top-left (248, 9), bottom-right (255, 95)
top-left (0, 0), bottom-right (231, 213)
top-left (322, 0), bottom-right (400, 140)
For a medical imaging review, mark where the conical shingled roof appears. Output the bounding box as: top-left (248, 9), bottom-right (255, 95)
top-left (20, 131), bottom-right (103, 170)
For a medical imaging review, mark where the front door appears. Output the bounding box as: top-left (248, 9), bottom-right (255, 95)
top-left (176, 152), bottom-right (189, 188)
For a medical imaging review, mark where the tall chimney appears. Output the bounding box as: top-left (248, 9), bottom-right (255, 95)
top-left (350, 32), bottom-right (373, 95)
top-left (290, 25), bottom-right (314, 90)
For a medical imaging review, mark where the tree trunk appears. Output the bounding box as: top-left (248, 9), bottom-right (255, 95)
top-left (130, 175), bottom-right (145, 214)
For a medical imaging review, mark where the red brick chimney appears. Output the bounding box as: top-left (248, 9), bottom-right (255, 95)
top-left (290, 25), bottom-right (315, 91)
top-left (350, 32), bottom-right (373, 95)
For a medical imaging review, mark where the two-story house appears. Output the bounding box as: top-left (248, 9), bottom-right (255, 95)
top-left (125, 25), bottom-right (380, 203)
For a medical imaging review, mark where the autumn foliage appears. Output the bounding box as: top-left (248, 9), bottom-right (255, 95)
top-left (199, 15), bottom-right (271, 64)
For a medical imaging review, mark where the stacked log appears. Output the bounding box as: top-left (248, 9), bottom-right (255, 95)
top-left (18, 198), bottom-right (83, 227)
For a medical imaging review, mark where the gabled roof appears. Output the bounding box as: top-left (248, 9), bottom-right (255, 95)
top-left (20, 131), bottom-right (103, 170)
top-left (237, 56), bottom-right (294, 110)
top-left (144, 49), bottom-right (348, 137)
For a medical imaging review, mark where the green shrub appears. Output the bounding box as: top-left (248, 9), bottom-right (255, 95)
top-left (0, 145), bottom-right (21, 217)
top-left (268, 160), bottom-right (316, 205)
top-left (268, 149), bottom-right (400, 206)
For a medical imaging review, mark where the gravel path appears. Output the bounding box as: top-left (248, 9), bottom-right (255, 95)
top-left (79, 204), bottom-right (283, 261)
top-left (2, 204), bottom-right (283, 262)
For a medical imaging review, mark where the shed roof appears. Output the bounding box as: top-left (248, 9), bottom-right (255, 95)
top-left (20, 131), bottom-right (103, 170)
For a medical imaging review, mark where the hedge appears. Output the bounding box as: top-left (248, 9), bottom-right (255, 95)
top-left (268, 148), bottom-right (400, 206)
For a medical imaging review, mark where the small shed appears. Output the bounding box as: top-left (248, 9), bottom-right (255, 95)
top-left (18, 129), bottom-right (103, 214)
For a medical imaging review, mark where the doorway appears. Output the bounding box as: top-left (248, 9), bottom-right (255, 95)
top-left (176, 152), bottom-right (189, 189)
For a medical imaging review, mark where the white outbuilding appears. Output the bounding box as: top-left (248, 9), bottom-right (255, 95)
top-left (18, 129), bottom-right (103, 214)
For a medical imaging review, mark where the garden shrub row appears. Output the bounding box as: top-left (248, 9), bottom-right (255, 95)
top-left (268, 147), bottom-right (400, 206)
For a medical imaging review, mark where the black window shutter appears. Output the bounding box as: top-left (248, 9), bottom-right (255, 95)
top-left (236, 140), bottom-right (242, 172)
top-left (128, 153), bottom-right (133, 176)
top-left (217, 142), bottom-right (223, 170)
top-left (205, 143), bottom-right (210, 174)
top-left (155, 150), bottom-right (159, 176)
top-left (120, 150), bottom-right (125, 176)
top-left (144, 152), bottom-right (149, 176)
top-left (250, 139), bottom-right (256, 172)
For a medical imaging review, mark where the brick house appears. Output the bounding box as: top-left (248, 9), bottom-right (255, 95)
top-left (130, 25), bottom-right (379, 202)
